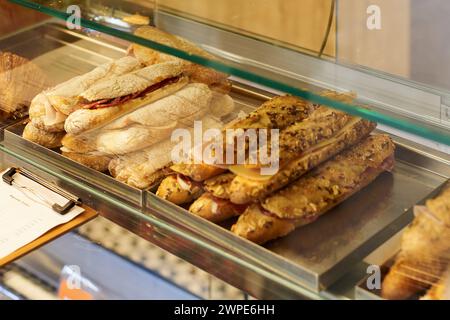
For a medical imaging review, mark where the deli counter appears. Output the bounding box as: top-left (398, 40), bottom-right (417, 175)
top-left (0, 0), bottom-right (449, 300)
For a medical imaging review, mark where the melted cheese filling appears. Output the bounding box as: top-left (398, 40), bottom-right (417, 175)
top-left (228, 117), bottom-right (362, 181)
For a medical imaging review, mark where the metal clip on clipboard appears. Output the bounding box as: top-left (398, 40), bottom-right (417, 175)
top-left (2, 167), bottom-right (82, 215)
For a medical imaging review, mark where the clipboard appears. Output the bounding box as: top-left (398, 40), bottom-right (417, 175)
top-left (0, 168), bottom-right (98, 267)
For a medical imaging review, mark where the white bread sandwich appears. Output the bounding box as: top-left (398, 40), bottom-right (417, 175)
top-left (109, 116), bottom-right (225, 189)
top-left (64, 60), bottom-right (187, 136)
top-left (60, 82), bottom-right (215, 166)
top-left (29, 56), bottom-right (143, 130)
top-left (23, 56), bottom-right (143, 148)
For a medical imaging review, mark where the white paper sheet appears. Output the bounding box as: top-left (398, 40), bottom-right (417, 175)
top-left (0, 170), bottom-right (84, 259)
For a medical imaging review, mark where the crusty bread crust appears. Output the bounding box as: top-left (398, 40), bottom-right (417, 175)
top-left (382, 184), bottom-right (450, 299)
top-left (29, 93), bottom-right (66, 132)
top-left (130, 26), bottom-right (228, 86)
top-left (189, 192), bottom-right (246, 223)
top-left (61, 134), bottom-right (97, 154)
top-left (170, 163), bottom-right (226, 182)
top-left (231, 204), bottom-right (297, 245)
top-left (209, 92), bottom-right (235, 118)
top-left (203, 172), bottom-right (235, 199)
top-left (48, 56), bottom-right (142, 115)
top-left (232, 135), bottom-right (395, 244)
top-left (80, 60), bottom-right (185, 101)
top-left (228, 118), bottom-right (376, 204)
top-left (22, 122), bottom-right (65, 149)
top-left (62, 151), bottom-right (112, 172)
top-left (64, 77), bottom-right (188, 135)
top-left (156, 174), bottom-right (203, 205)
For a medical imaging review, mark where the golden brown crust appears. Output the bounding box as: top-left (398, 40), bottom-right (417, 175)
top-left (382, 260), bottom-right (430, 300)
top-left (170, 95), bottom-right (317, 182)
top-left (156, 174), bottom-right (204, 205)
top-left (231, 205), bottom-right (297, 245)
top-left (262, 134), bottom-right (395, 219)
top-left (62, 152), bottom-right (112, 172)
top-left (131, 26), bottom-right (228, 87)
top-left (276, 107), bottom-right (350, 165)
top-left (226, 95), bottom-right (317, 131)
top-left (231, 134), bottom-right (395, 244)
top-left (229, 118), bottom-right (377, 204)
top-left (382, 183), bottom-right (450, 300)
top-left (170, 163), bottom-right (226, 182)
top-left (203, 172), bottom-right (235, 199)
top-left (115, 166), bottom-right (171, 190)
top-left (189, 192), bottom-right (247, 223)
top-left (22, 122), bottom-right (65, 149)
top-left (61, 134), bottom-right (97, 154)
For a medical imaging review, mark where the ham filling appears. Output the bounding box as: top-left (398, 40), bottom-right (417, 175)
top-left (83, 76), bottom-right (181, 110)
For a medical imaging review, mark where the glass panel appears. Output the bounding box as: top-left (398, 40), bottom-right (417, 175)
top-left (6, 0), bottom-right (450, 145)
top-left (1, 0), bottom-right (449, 301)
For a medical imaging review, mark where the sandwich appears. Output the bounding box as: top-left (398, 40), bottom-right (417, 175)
top-left (189, 192), bottom-right (247, 223)
top-left (170, 95), bottom-right (319, 181)
top-left (421, 267), bottom-right (450, 300)
top-left (63, 60), bottom-right (187, 135)
top-left (227, 107), bottom-right (376, 204)
top-left (231, 134), bottom-right (395, 244)
top-left (129, 26), bottom-right (229, 89)
top-left (61, 80), bottom-right (230, 172)
top-left (23, 56), bottom-right (143, 147)
top-left (186, 172), bottom-right (246, 223)
top-left (382, 183), bottom-right (450, 300)
top-left (156, 174), bottom-right (204, 205)
top-left (111, 115), bottom-right (226, 189)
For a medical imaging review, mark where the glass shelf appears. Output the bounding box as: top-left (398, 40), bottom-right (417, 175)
top-left (1, 0), bottom-right (450, 300)
top-left (8, 0), bottom-right (450, 146)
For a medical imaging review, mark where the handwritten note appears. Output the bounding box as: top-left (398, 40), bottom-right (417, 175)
top-left (0, 170), bottom-right (84, 259)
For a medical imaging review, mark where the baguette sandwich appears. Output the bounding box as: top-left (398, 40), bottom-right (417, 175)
top-left (170, 95), bottom-right (318, 181)
top-left (64, 60), bottom-right (187, 136)
top-left (382, 183), bottom-right (450, 300)
top-left (231, 134), bottom-right (395, 244)
top-left (187, 172), bottom-right (246, 222)
top-left (156, 174), bottom-right (204, 205)
top-left (189, 192), bottom-right (247, 223)
top-left (228, 107), bottom-right (376, 204)
top-left (61, 81), bottom-right (230, 172)
top-left (110, 115), bottom-right (225, 189)
top-left (23, 56), bottom-right (143, 148)
top-left (156, 170), bottom-right (235, 208)
top-left (129, 26), bottom-right (229, 88)
top-left (24, 57), bottom-right (143, 132)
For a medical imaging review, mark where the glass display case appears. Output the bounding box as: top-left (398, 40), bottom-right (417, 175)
top-left (0, 0), bottom-right (449, 300)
